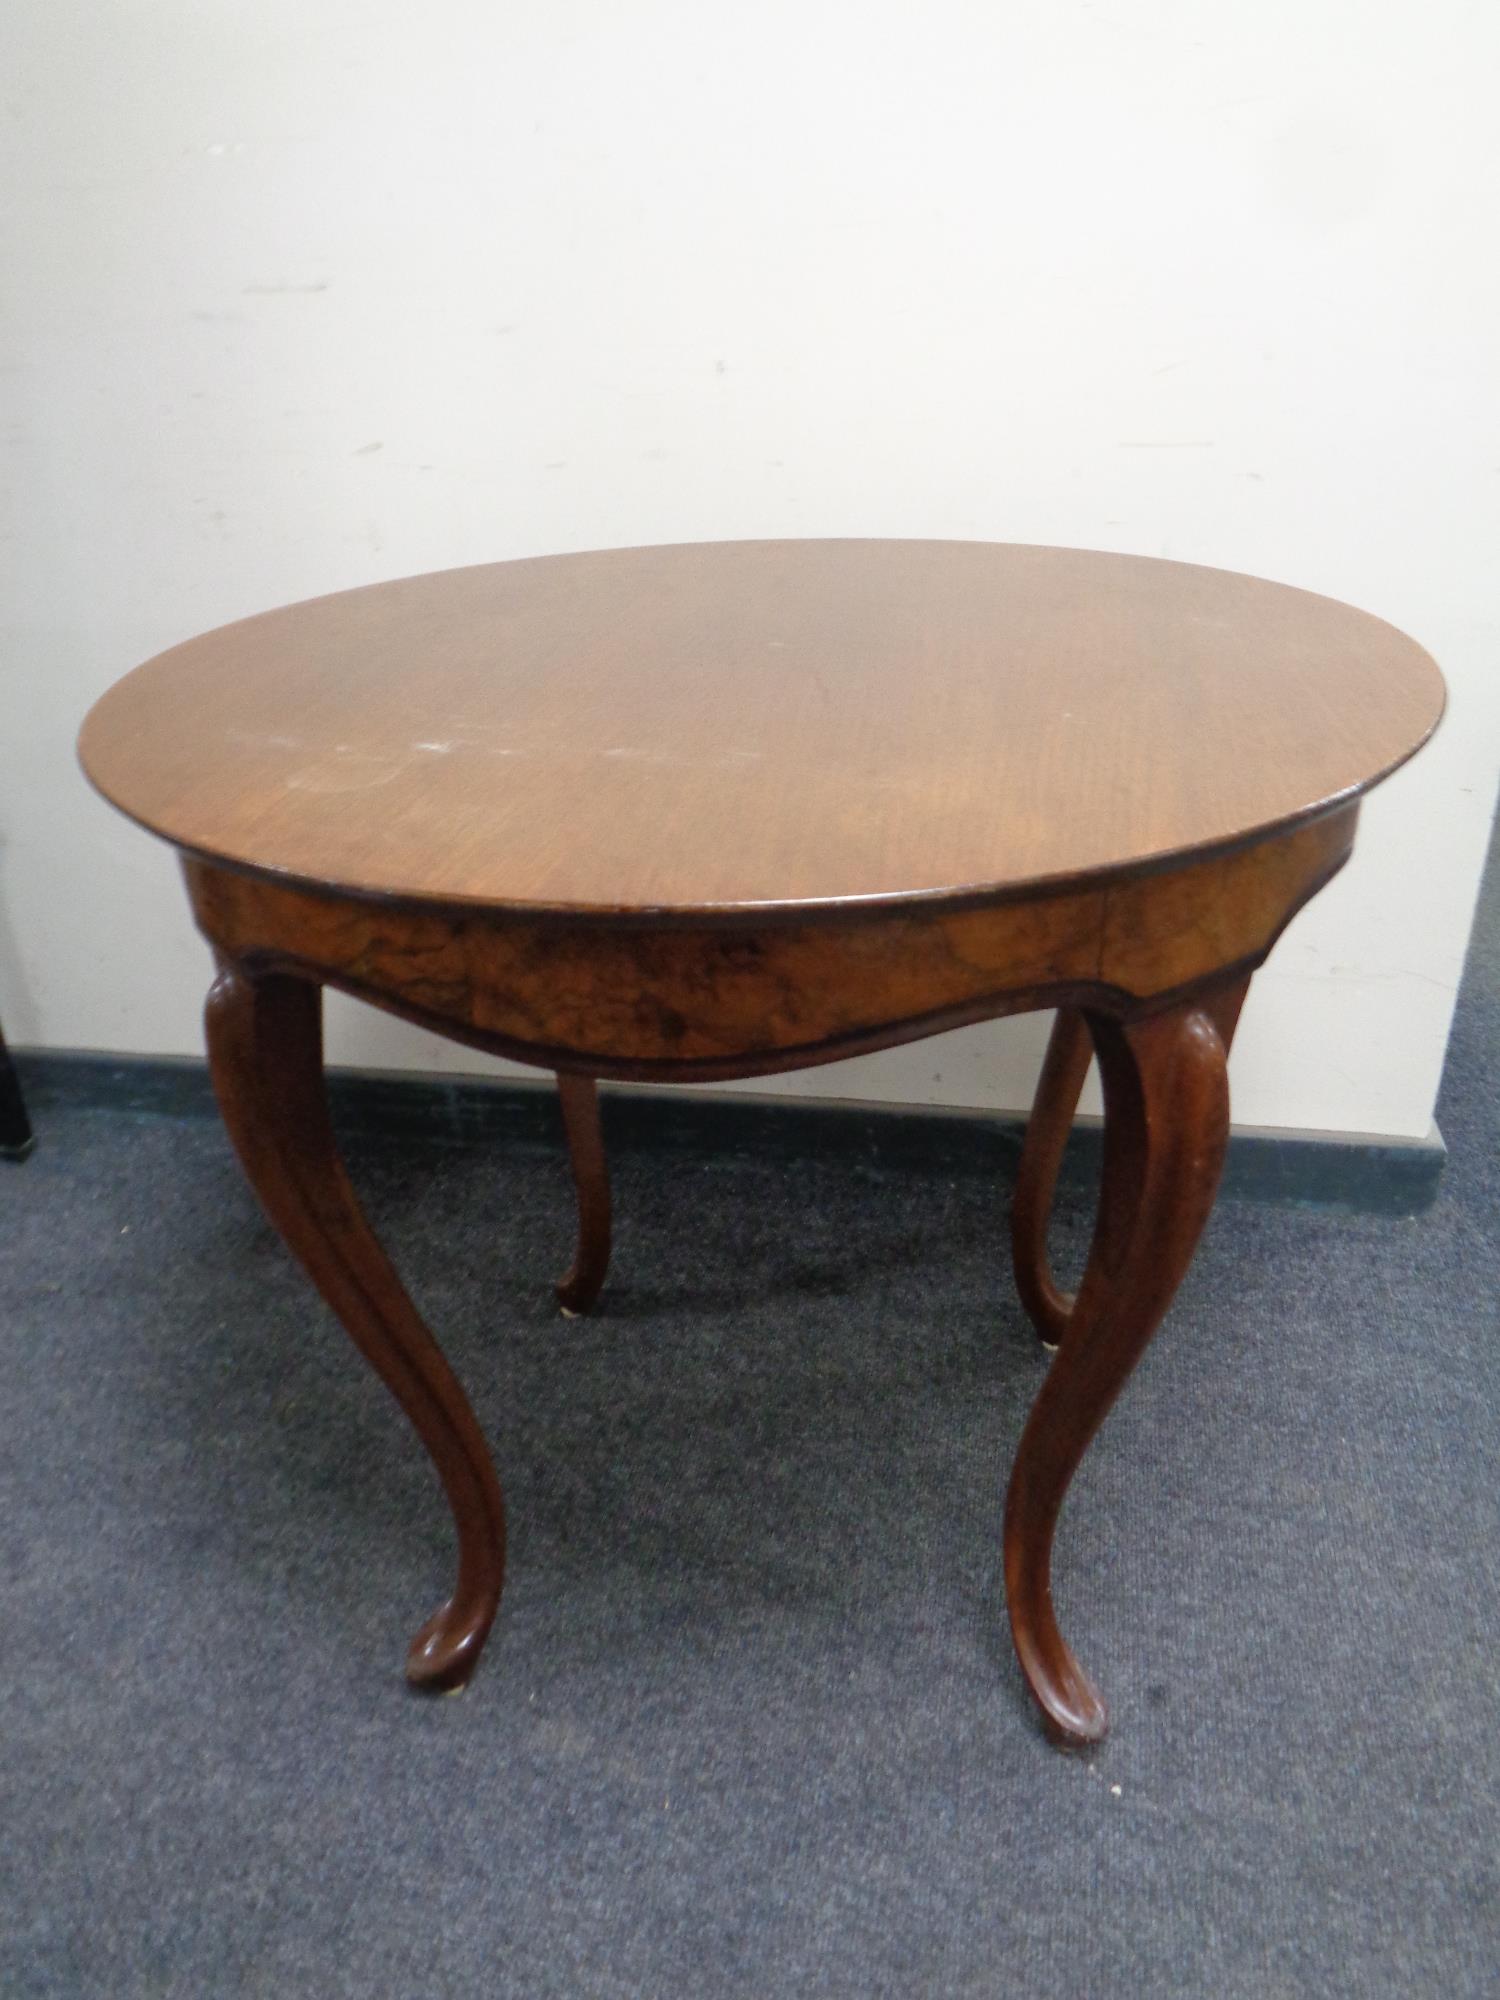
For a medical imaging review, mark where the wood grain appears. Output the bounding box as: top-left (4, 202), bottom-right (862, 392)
top-left (77, 540), bottom-right (1446, 1742)
top-left (182, 806), bottom-right (1355, 1081)
top-left (79, 541), bottom-right (1443, 919)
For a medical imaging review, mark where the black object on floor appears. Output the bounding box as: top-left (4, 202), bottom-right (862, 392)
top-left (0, 1017), bottom-right (34, 1159)
top-left (2, 814), bottom-right (1496, 1998)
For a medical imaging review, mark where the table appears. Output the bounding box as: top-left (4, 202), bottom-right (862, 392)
top-left (78, 540), bottom-right (1444, 1746)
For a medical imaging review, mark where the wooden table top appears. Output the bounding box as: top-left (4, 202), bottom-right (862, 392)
top-left (79, 540), bottom-right (1444, 920)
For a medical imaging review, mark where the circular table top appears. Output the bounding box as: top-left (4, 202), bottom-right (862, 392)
top-left (79, 540), bottom-right (1444, 921)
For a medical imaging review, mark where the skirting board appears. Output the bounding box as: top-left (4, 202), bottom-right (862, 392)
top-left (9, 1048), bottom-right (1445, 1217)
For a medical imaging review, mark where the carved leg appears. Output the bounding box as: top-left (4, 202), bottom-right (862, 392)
top-left (205, 966), bottom-right (505, 1692)
top-left (554, 1072), bottom-right (612, 1316)
top-left (1011, 1008), bottom-right (1092, 1346)
top-left (1014, 984), bottom-right (1246, 1351)
top-left (1004, 981), bottom-right (1245, 1747)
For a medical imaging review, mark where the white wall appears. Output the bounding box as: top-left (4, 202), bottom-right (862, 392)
top-left (3, 2), bottom-right (1496, 1138)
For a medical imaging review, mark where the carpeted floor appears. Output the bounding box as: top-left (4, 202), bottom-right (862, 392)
top-left (3, 824), bottom-right (1496, 1999)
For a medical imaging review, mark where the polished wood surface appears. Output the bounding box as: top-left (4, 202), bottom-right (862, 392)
top-left (79, 541), bottom-right (1445, 1747)
top-left (204, 967), bottom-right (505, 1688)
top-left (1014, 983), bottom-right (1250, 1358)
top-left (180, 806), bottom-right (1355, 1080)
top-left (553, 1073), bottom-right (611, 1316)
top-left (1011, 1008), bottom-right (1094, 1349)
top-left (80, 541), bottom-right (1443, 918)
top-left (1005, 981), bottom-right (1245, 1744)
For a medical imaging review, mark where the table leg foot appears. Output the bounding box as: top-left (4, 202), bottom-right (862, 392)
top-left (1004, 987), bottom-right (1241, 1747)
top-left (1011, 1008), bottom-right (1092, 1347)
top-left (554, 1073), bottom-right (612, 1316)
top-left (405, 1599), bottom-right (493, 1692)
top-left (205, 965), bottom-right (506, 1692)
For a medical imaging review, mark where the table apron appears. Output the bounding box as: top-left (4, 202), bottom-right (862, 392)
top-left (182, 806), bottom-right (1356, 1083)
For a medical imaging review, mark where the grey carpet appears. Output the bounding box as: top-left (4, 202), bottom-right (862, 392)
top-left (3, 822), bottom-right (1497, 1999)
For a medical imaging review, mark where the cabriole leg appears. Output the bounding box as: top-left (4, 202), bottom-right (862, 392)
top-left (1004, 980), bottom-right (1246, 1746)
top-left (205, 965), bottom-right (506, 1692)
top-left (554, 1073), bottom-right (612, 1315)
top-left (1011, 1008), bottom-right (1092, 1346)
